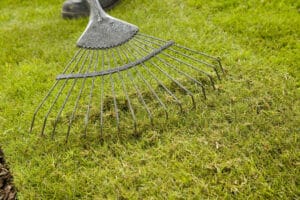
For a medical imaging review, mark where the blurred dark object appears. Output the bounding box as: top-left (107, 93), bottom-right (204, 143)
top-left (62, 0), bottom-right (120, 19)
top-left (0, 148), bottom-right (17, 200)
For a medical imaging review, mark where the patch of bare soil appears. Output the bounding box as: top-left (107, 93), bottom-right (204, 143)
top-left (0, 148), bottom-right (17, 200)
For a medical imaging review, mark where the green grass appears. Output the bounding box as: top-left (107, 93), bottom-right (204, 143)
top-left (0, 0), bottom-right (299, 199)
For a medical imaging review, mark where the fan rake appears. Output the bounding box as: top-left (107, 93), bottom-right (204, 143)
top-left (30, 0), bottom-right (224, 141)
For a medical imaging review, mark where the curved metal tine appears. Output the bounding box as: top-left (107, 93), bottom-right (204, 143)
top-left (40, 49), bottom-right (86, 136)
top-left (83, 51), bottom-right (99, 138)
top-left (169, 47), bottom-right (222, 80)
top-left (51, 50), bottom-right (91, 139)
top-left (135, 33), bottom-right (225, 76)
top-left (134, 37), bottom-right (216, 89)
top-left (117, 47), bottom-right (154, 124)
top-left (158, 57), bottom-right (207, 99)
top-left (30, 49), bottom-right (83, 133)
top-left (99, 51), bottom-right (105, 139)
top-left (120, 45), bottom-right (183, 112)
top-left (173, 44), bottom-right (225, 75)
top-left (112, 48), bottom-right (137, 132)
top-left (135, 35), bottom-right (218, 71)
top-left (122, 43), bottom-right (183, 112)
top-left (161, 53), bottom-right (216, 89)
top-left (216, 58), bottom-right (224, 75)
top-left (153, 55), bottom-right (207, 99)
top-left (31, 81), bottom-right (59, 133)
top-left (137, 33), bottom-right (221, 60)
top-left (107, 50), bottom-right (120, 133)
top-left (128, 42), bottom-right (196, 108)
top-left (132, 39), bottom-right (207, 99)
top-left (121, 45), bottom-right (169, 120)
top-left (65, 51), bottom-right (95, 141)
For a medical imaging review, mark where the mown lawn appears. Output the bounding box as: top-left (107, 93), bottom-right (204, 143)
top-left (0, 0), bottom-right (299, 199)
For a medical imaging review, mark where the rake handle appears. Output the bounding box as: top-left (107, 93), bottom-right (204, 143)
top-left (87, 0), bottom-right (108, 21)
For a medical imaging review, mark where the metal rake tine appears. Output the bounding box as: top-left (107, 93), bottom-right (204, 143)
top-left (120, 45), bottom-right (184, 112)
top-left (55, 41), bottom-right (173, 80)
top-left (142, 66), bottom-right (184, 112)
top-left (216, 58), bottom-right (225, 75)
top-left (128, 42), bottom-right (196, 108)
top-left (175, 44), bottom-right (221, 61)
top-left (132, 39), bottom-right (207, 99)
top-left (161, 52), bottom-right (216, 90)
top-left (122, 45), bottom-right (169, 120)
top-left (134, 37), bottom-right (216, 90)
top-left (107, 50), bottom-right (120, 133)
top-left (83, 51), bottom-right (98, 137)
top-left (137, 33), bottom-right (221, 61)
top-left (65, 50), bottom-right (95, 141)
top-left (167, 47), bottom-right (221, 81)
top-left (31, 81), bottom-right (59, 133)
top-left (112, 49), bottom-right (137, 132)
top-left (51, 50), bottom-right (91, 139)
top-left (140, 33), bottom-right (225, 74)
top-left (128, 69), bottom-right (154, 124)
top-left (100, 51), bottom-right (105, 139)
top-left (117, 47), bottom-right (154, 125)
top-left (135, 35), bottom-right (219, 71)
top-left (174, 44), bottom-right (225, 74)
top-left (154, 56), bottom-right (207, 99)
top-left (40, 49), bottom-right (87, 136)
top-left (135, 34), bottom-right (225, 80)
top-left (30, 49), bottom-right (84, 133)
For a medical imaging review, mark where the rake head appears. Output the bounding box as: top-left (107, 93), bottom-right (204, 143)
top-left (77, 0), bottom-right (138, 49)
top-left (30, 0), bottom-right (225, 141)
